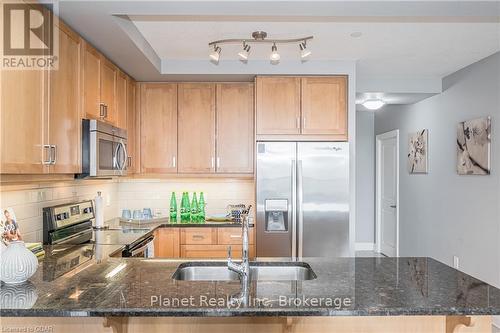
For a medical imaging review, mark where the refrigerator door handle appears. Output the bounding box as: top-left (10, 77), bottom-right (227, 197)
top-left (297, 160), bottom-right (304, 260)
top-left (291, 159), bottom-right (297, 260)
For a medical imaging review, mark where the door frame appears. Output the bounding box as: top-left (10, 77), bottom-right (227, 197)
top-left (376, 129), bottom-right (400, 257)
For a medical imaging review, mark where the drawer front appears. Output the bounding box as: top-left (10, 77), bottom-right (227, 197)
top-left (218, 227), bottom-right (254, 245)
top-left (180, 245), bottom-right (255, 259)
top-left (180, 228), bottom-right (217, 245)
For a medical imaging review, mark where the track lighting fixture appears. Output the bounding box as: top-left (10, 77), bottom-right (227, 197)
top-left (209, 45), bottom-right (221, 63)
top-left (238, 42), bottom-right (251, 61)
top-left (299, 41), bottom-right (311, 60)
top-left (208, 31), bottom-right (313, 64)
top-left (270, 43), bottom-right (280, 64)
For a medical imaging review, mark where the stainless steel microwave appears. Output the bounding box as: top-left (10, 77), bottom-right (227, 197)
top-left (79, 119), bottom-right (128, 177)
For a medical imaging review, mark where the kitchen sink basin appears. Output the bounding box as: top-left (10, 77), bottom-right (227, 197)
top-left (172, 262), bottom-right (316, 281)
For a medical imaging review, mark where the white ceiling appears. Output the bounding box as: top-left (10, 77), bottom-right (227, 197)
top-left (54, 0), bottom-right (500, 105)
top-left (133, 20), bottom-right (499, 78)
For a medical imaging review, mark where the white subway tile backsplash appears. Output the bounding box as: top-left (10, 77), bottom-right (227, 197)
top-left (0, 178), bottom-right (254, 242)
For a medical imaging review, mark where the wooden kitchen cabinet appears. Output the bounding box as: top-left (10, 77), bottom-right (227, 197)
top-left (126, 78), bottom-right (137, 173)
top-left (0, 20), bottom-right (83, 174)
top-left (301, 76), bottom-right (347, 137)
top-left (180, 228), bottom-right (218, 245)
top-left (256, 77), bottom-right (301, 135)
top-left (82, 42), bottom-right (102, 121)
top-left (82, 42), bottom-right (118, 125)
top-left (47, 21), bottom-right (83, 174)
top-left (115, 71), bottom-right (127, 130)
top-left (0, 66), bottom-right (45, 174)
top-left (216, 83), bottom-right (254, 173)
top-left (140, 83), bottom-right (177, 173)
top-left (100, 58), bottom-right (117, 124)
top-left (217, 227), bottom-right (254, 245)
top-left (178, 84), bottom-right (216, 173)
top-left (154, 228), bottom-right (180, 258)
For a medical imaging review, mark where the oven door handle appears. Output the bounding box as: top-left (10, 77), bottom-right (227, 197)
top-left (52, 229), bottom-right (93, 245)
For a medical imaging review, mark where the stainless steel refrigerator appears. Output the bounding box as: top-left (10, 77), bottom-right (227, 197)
top-left (256, 142), bottom-right (350, 259)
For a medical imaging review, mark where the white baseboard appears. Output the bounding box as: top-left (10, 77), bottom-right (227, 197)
top-left (355, 242), bottom-right (375, 251)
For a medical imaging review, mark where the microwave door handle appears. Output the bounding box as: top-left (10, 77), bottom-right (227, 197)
top-left (116, 140), bottom-right (128, 171)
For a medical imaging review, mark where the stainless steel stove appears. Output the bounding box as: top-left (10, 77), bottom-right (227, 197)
top-left (43, 201), bottom-right (154, 257)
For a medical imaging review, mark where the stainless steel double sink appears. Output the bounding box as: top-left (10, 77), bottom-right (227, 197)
top-left (172, 262), bottom-right (316, 281)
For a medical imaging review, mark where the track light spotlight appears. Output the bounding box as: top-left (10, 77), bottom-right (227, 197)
top-left (209, 45), bottom-right (221, 63)
top-left (270, 43), bottom-right (280, 64)
top-left (299, 41), bottom-right (311, 60)
top-left (238, 42), bottom-right (251, 61)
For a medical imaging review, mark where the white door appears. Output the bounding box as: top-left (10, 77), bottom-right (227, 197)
top-left (376, 130), bottom-right (399, 257)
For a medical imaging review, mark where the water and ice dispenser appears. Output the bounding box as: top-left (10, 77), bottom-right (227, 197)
top-left (264, 199), bottom-right (288, 232)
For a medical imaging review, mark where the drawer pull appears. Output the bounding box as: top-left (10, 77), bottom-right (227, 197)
top-left (192, 235), bottom-right (205, 240)
top-left (229, 235), bottom-right (241, 239)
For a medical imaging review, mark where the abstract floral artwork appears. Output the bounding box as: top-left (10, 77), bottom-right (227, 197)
top-left (408, 129), bottom-right (428, 173)
top-left (457, 116), bottom-right (491, 175)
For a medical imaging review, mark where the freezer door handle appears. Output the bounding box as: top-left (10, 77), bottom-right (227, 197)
top-left (291, 159), bottom-right (297, 260)
top-left (297, 160), bottom-right (304, 259)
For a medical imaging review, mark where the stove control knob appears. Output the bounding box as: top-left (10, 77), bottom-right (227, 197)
top-left (83, 207), bottom-right (93, 214)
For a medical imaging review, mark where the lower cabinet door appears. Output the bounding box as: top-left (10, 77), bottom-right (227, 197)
top-left (153, 228), bottom-right (180, 258)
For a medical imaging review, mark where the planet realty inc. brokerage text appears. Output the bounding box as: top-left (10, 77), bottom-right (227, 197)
top-left (151, 295), bottom-right (352, 309)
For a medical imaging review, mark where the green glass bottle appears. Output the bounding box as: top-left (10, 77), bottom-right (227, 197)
top-left (180, 192), bottom-right (190, 223)
top-left (198, 192), bottom-right (206, 223)
top-left (190, 192), bottom-right (198, 223)
top-left (169, 192), bottom-right (177, 223)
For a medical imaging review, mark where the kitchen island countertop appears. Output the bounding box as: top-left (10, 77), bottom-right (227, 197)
top-left (1, 246), bottom-right (499, 317)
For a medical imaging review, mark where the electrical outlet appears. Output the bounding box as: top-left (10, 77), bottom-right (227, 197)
top-left (453, 256), bottom-right (460, 269)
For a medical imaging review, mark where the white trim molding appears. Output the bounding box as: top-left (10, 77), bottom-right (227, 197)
top-left (355, 243), bottom-right (375, 251)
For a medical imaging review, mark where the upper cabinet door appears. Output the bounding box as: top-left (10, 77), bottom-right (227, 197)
top-left (0, 64), bottom-right (45, 174)
top-left (126, 79), bottom-right (137, 174)
top-left (256, 77), bottom-right (301, 135)
top-left (216, 83), bottom-right (254, 173)
top-left (140, 84), bottom-right (177, 174)
top-left (301, 76), bottom-right (347, 137)
top-left (83, 43), bottom-right (101, 120)
top-left (100, 59), bottom-right (116, 124)
top-left (115, 71), bottom-right (127, 129)
top-left (48, 22), bottom-right (83, 174)
top-left (178, 84), bottom-right (216, 173)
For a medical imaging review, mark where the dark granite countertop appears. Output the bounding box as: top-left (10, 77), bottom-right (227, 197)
top-left (1, 246), bottom-right (499, 317)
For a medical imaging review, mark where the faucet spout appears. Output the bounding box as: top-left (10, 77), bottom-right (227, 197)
top-left (227, 207), bottom-right (252, 279)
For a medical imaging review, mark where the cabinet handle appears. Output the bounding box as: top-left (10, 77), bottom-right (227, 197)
top-left (229, 234), bottom-right (241, 239)
top-left (127, 156), bottom-right (132, 167)
top-left (216, 157), bottom-right (220, 169)
top-left (42, 145), bottom-right (52, 165)
top-left (172, 156), bottom-right (176, 168)
top-left (192, 235), bottom-right (205, 240)
top-left (99, 103), bottom-right (105, 118)
top-left (211, 157), bottom-right (215, 169)
top-left (296, 117), bottom-right (300, 129)
top-left (303, 117), bottom-right (306, 128)
top-left (104, 105), bottom-right (108, 118)
top-left (50, 145), bottom-right (57, 165)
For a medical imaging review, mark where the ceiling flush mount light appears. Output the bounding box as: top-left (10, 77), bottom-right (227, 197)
top-left (237, 42), bottom-right (251, 61)
top-left (270, 43), bottom-right (280, 64)
top-left (362, 99), bottom-right (385, 110)
top-left (208, 31), bottom-right (313, 64)
top-left (209, 45), bottom-right (221, 64)
top-left (299, 41), bottom-right (311, 60)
